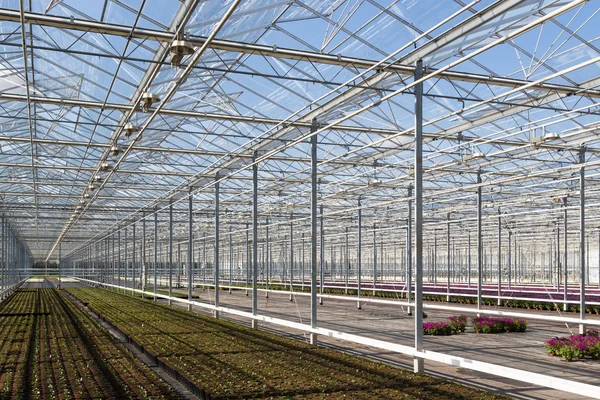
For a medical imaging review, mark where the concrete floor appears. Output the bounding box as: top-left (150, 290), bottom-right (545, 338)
top-left (44, 278), bottom-right (600, 400)
top-left (151, 285), bottom-right (600, 400)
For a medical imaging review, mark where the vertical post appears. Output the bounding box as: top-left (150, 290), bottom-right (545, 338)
top-left (2, 216), bottom-right (5, 297)
top-left (477, 170), bottom-right (483, 313)
top-left (579, 146), bottom-right (586, 334)
top-left (117, 230), bottom-right (121, 291)
top-left (112, 234), bottom-right (116, 287)
top-left (252, 153), bottom-right (259, 328)
top-left (58, 241), bottom-right (61, 290)
top-left (302, 233), bottom-right (305, 290)
top-left (373, 223), bottom-right (377, 296)
top-left (468, 231), bottom-right (471, 288)
top-left (508, 230), bottom-right (512, 291)
top-left (154, 208), bottom-right (158, 301)
top-left (215, 173), bottom-right (221, 319)
top-left (310, 118), bottom-right (318, 343)
top-left (557, 226), bottom-right (561, 289)
top-left (142, 212), bottom-right (146, 296)
top-left (169, 199), bottom-right (173, 305)
top-left (177, 244), bottom-right (181, 288)
top-left (345, 227), bottom-right (349, 293)
top-left (393, 231), bottom-right (397, 283)
top-left (407, 185), bottom-right (413, 315)
top-left (434, 230), bottom-right (437, 285)
top-left (188, 188), bottom-right (194, 311)
top-left (290, 212), bottom-right (294, 301)
top-left (132, 222), bottom-right (136, 295)
top-left (446, 214), bottom-right (451, 302)
top-left (203, 233), bottom-right (206, 287)
top-left (265, 216), bottom-right (269, 298)
top-left (413, 58), bottom-right (424, 373)
top-left (245, 223), bottom-right (249, 296)
top-left (124, 227), bottom-right (128, 293)
top-left (564, 197), bottom-right (568, 311)
top-left (357, 198), bottom-right (362, 309)
top-left (319, 204), bottom-right (324, 305)
top-left (229, 224), bottom-right (232, 294)
top-left (498, 208), bottom-right (502, 306)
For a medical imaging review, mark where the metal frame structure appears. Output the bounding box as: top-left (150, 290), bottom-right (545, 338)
top-left (1, 0), bottom-right (600, 396)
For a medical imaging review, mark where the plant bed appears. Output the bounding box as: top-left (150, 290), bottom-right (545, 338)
top-left (545, 330), bottom-right (600, 361)
top-left (448, 315), bottom-right (468, 333)
top-left (1, 289), bottom-right (181, 399)
top-left (69, 287), bottom-right (510, 400)
top-left (423, 315), bottom-right (467, 336)
top-left (423, 321), bottom-right (453, 335)
top-left (471, 316), bottom-right (528, 334)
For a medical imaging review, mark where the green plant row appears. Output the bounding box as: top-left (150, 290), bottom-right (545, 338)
top-left (0, 289), bottom-right (180, 399)
top-left (68, 287), bottom-right (510, 400)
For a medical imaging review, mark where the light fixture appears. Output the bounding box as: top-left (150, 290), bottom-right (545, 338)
top-left (543, 132), bottom-right (560, 141)
top-left (124, 123), bottom-right (139, 138)
top-left (531, 131), bottom-right (560, 147)
top-left (88, 183), bottom-right (96, 191)
top-left (140, 93), bottom-right (160, 112)
top-left (368, 178), bottom-right (382, 187)
top-left (83, 193), bottom-right (90, 199)
top-left (100, 162), bottom-right (111, 171)
top-left (111, 145), bottom-right (122, 157)
top-left (94, 175), bottom-right (103, 182)
top-left (169, 40), bottom-right (195, 68)
top-left (462, 152), bottom-right (486, 163)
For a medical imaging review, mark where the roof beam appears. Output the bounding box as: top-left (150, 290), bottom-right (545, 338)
top-left (0, 8), bottom-right (597, 98)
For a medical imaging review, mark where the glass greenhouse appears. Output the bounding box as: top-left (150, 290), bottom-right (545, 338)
top-left (0, 1), bottom-right (599, 399)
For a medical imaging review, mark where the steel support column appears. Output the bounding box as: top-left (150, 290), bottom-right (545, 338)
top-left (468, 231), bottom-right (471, 288)
top-left (446, 214), bottom-right (450, 302)
top-left (407, 185), bottom-right (413, 315)
top-left (357, 198), bottom-right (362, 310)
top-left (477, 171), bottom-right (483, 313)
top-left (154, 208), bottom-right (157, 301)
top-left (215, 174), bottom-right (221, 319)
top-left (319, 204), bottom-right (324, 305)
top-left (290, 213), bottom-right (294, 301)
top-left (228, 224), bottom-right (232, 294)
top-left (310, 118), bottom-right (318, 344)
top-left (508, 230), bottom-right (512, 290)
top-left (414, 58), bottom-right (424, 373)
top-left (498, 209), bottom-right (502, 306)
top-left (252, 154), bottom-right (258, 328)
top-left (245, 223), bottom-right (249, 296)
top-left (132, 222), bottom-right (136, 295)
top-left (124, 227), bottom-right (128, 294)
top-left (579, 146), bottom-right (586, 334)
top-left (373, 223), bottom-right (377, 296)
top-left (188, 188), bottom-right (193, 311)
top-left (564, 197), bottom-right (568, 311)
top-left (169, 199), bottom-right (173, 305)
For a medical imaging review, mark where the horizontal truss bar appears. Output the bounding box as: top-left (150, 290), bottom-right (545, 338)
top-left (0, 9), bottom-right (597, 99)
